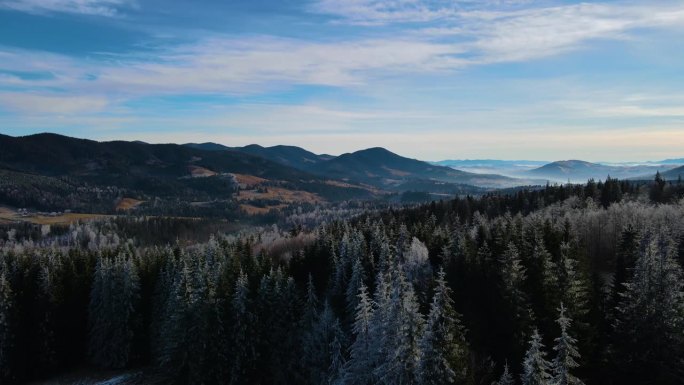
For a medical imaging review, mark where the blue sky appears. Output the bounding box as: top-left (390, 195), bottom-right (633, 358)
top-left (1, 0), bottom-right (683, 161)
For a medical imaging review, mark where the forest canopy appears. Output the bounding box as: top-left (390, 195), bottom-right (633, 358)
top-left (1, 178), bottom-right (683, 385)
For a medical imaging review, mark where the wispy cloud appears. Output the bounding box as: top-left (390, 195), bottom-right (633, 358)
top-left (0, 36), bottom-right (466, 100)
top-left (0, 92), bottom-right (109, 114)
top-left (458, 3), bottom-right (684, 64)
top-left (313, 1), bottom-right (684, 63)
top-left (0, 0), bottom-right (132, 16)
top-left (309, 0), bottom-right (531, 25)
top-left (1, 0), bottom-right (683, 163)
top-left (1, 2), bottom-right (682, 103)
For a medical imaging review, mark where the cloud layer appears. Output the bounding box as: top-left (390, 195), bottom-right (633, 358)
top-left (0, 0), bottom-right (683, 160)
top-left (0, 0), bottom-right (131, 16)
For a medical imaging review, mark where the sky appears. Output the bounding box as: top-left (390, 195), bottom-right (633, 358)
top-left (1, 0), bottom-right (683, 162)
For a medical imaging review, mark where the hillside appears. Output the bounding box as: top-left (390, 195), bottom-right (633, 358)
top-left (528, 159), bottom-right (673, 183)
top-left (433, 159), bottom-right (547, 177)
top-left (309, 147), bottom-right (523, 189)
top-left (0, 133), bottom-right (377, 214)
top-left (186, 142), bottom-right (528, 189)
top-left (662, 165), bottom-right (684, 181)
top-left (186, 142), bottom-right (334, 170)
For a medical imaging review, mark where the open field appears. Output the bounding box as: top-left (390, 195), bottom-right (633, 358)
top-left (237, 186), bottom-right (324, 204)
top-left (232, 173), bottom-right (268, 186)
top-left (116, 197), bottom-right (145, 211)
top-left (239, 203), bottom-right (288, 215)
top-left (0, 206), bottom-right (111, 225)
top-left (188, 165), bottom-right (218, 177)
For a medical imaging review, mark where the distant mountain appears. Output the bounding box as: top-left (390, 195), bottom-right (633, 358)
top-left (0, 133), bottom-right (374, 203)
top-left (658, 158), bottom-right (684, 165)
top-left (661, 166), bottom-right (684, 181)
top-left (308, 147), bottom-right (526, 189)
top-left (185, 142), bottom-right (233, 152)
top-left (528, 160), bottom-right (675, 182)
top-left (0, 133), bottom-right (306, 181)
top-left (185, 143), bottom-right (333, 171)
top-left (237, 144), bottom-right (332, 169)
top-left (433, 159), bottom-right (548, 177)
top-left (186, 143), bottom-right (532, 189)
top-left (434, 159), bottom-right (547, 167)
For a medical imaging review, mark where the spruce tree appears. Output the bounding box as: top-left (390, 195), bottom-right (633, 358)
top-left (417, 268), bottom-right (469, 385)
top-left (88, 254), bottom-right (140, 369)
top-left (230, 271), bottom-right (255, 385)
top-left (340, 283), bottom-right (375, 385)
top-left (346, 257), bottom-right (366, 320)
top-left (496, 362), bottom-right (515, 385)
top-left (613, 233), bottom-right (684, 383)
top-left (302, 301), bottom-right (347, 385)
top-left (521, 329), bottom-right (551, 385)
top-left (375, 266), bottom-right (424, 385)
top-left (551, 304), bottom-right (584, 385)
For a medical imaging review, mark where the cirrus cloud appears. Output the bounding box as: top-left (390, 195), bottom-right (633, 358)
top-left (0, 0), bottom-right (132, 16)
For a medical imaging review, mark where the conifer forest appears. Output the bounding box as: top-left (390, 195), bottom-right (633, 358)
top-left (1, 178), bottom-right (683, 385)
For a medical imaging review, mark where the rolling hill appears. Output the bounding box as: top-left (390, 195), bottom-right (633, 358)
top-left (186, 143), bottom-right (530, 188)
top-left (307, 147), bottom-right (526, 189)
top-left (661, 166), bottom-right (684, 181)
top-left (0, 133), bottom-right (376, 209)
top-left (528, 160), bottom-right (674, 183)
top-left (186, 143), bottom-right (333, 171)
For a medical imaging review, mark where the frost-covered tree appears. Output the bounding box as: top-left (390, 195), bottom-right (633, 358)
top-left (302, 301), bottom-right (347, 385)
top-left (340, 283), bottom-right (375, 385)
top-left (496, 362), bottom-right (515, 385)
top-left (613, 232), bottom-right (684, 383)
top-left (556, 243), bottom-right (589, 324)
top-left (404, 237), bottom-right (432, 286)
top-left (521, 329), bottom-right (551, 385)
top-left (417, 268), bottom-right (469, 385)
top-left (499, 243), bottom-right (533, 347)
top-left (230, 271), bottom-right (255, 385)
top-left (346, 257), bottom-right (366, 319)
top-left (88, 254), bottom-right (140, 368)
top-left (375, 266), bottom-right (424, 385)
top-left (551, 304), bottom-right (583, 385)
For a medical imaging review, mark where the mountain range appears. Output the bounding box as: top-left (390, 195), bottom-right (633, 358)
top-left (2, 133), bottom-right (681, 216)
top-left (185, 142), bottom-right (535, 189)
top-left (0, 133), bottom-right (534, 216)
top-left (436, 158), bottom-right (681, 183)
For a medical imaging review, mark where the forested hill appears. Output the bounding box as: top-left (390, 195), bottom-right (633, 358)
top-left (1, 177), bottom-right (683, 384)
top-left (0, 133), bottom-right (379, 214)
top-left (0, 133), bottom-right (308, 180)
top-left (309, 147), bottom-right (521, 188)
top-left (186, 142), bottom-right (334, 170)
top-left (185, 142), bottom-right (534, 189)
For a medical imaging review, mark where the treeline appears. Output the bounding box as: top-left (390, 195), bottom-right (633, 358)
top-left (0, 179), bottom-right (683, 384)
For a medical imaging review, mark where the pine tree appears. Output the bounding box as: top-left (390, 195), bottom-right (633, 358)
top-left (346, 257), bottom-right (366, 320)
top-left (417, 268), bottom-right (469, 385)
top-left (551, 304), bottom-right (584, 385)
top-left (499, 243), bottom-right (533, 348)
top-left (521, 329), bottom-right (551, 385)
top-left (375, 266), bottom-right (424, 385)
top-left (556, 243), bottom-right (589, 324)
top-left (302, 301), bottom-right (347, 385)
top-left (613, 233), bottom-right (684, 383)
top-left (496, 362), bottom-right (515, 385)
top-left (88, 254), bottom-right (140, 368)
top-left (340, 283), bottom-right (375, 385)
top-left (329, 335), bottom-right (346, 385)
top-left (229, 271), bottom-right (255, 384)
